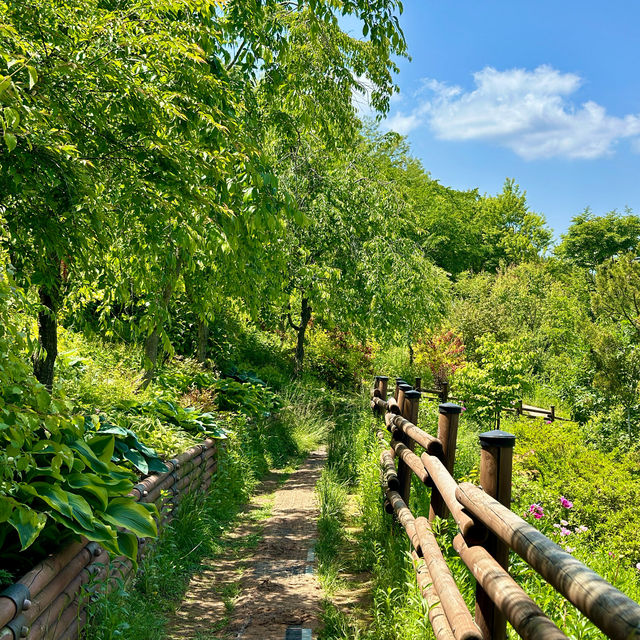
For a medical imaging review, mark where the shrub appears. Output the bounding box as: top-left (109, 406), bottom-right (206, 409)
top-left (414, 329), bottom-right (465, 388)
top-left (306, 327), bottom-right (373, 388)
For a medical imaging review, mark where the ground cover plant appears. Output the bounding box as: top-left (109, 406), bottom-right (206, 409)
top-left (315, 393), bottom-right (640, 640)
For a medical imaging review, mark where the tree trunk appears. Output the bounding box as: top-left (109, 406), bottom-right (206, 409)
top-left (294, 297), bottom-right (312, 375)
top-left (33, 262), bottom-right (63, 391)
top-left (409, 342), bottom-right (414, 365)
top-left (197, 318), bottom-right (209, 364)
top-left (33, 287), bottom-right (59, 391)
top-left (141, 258), bottom-right (181, 387)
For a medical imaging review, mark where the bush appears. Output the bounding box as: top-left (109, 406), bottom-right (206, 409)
top-left (306, 327), bottom-right (373, 388)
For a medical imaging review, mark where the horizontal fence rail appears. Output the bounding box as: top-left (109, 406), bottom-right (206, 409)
top-left (411, 377), bottom-right (569, 423)
top-left (0, 439), bottom-right (220, 640)
top-left (371, 375), bottom-right (640, 640)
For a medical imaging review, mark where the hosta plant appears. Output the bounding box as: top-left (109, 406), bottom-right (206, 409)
top-left (0, 258), bottom-right (157, 565)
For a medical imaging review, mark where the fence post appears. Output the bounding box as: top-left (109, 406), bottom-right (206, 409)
top-left (475, 429), bottom-right (516, 640)
top-left (429, 403), bottom-right (462, 521)
top-left (394, 377), bottom-right (406, 400)
top-left (439, 381), bottom-right (449, 403)
top-left (394, 383), bottom-right (413, 507)
top-left (373, 376), bottom-right (389, 416)
top-left (398, 390), bottom-right (421, 505)
top-left (414, 377), bottom-right (422, 392)
top-left (550, 405), bottom-right (555, 422)
top-left (516, 399), bottom-right (522, 418)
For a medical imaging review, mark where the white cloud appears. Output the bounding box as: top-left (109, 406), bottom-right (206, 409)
top-left (386, 65), bottom-right (640, 160)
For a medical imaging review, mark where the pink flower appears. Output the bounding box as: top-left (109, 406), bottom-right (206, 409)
top-left (609, 552), bottom-right (616, 558)
top-left (566, 546), bottom-right (576, 553)
top-left (560, 527), bottom-right (571, 536)
top-left (636, 563), bottom-right (640, 572)
top-left (545, 420), bottom-right (552, 424)
top-left (560, 496), bottom-right (573, 509)
top-left (461, 407), bottom-right (467, 412)
top-left (560, 519), bottom-right (569, 526)
top-left (528, 503), bottom-right (544, 519)
top-left (576, 525), bottom-right (589, 533)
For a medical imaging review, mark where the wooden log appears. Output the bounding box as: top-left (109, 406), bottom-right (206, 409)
top-left (399, 390), bottom-right (421, 503)
top-left (389, 414), bottom-right (444, 457)
top-left (474, 429), bottom-right (515, 640)
top-left (430, 404), bottom-right (462, 521)
top-left (414, 517), bottom-right (482, 640)
top-left (453, 535), bottom-right (567, 640)
top-left (0, 541), bottom-right (92, 629)
top-left (390, 439), bottom-right (430, 486)
top-left (412, 551), bottom-right (456, 640)
top-left (385, 489), bottom-right (421, 552)
top-left (395, 385), bottom-right (414, 506)
top-left (57, 610), bottom-right (86, 640)
top-left (380, 449), bottom-right (400, 492)
top-left (420, 453), bottom-right (486, 545)
top-left (373, 396), bottom-right (389, 413)
top-left (456, 482), bottom-right (640, 640)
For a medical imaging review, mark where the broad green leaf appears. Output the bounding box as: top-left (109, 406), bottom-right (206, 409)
top-left (87, 434), bottom-right (116, 463)
top-left (0, 496), bottom-right (16, 522)
top-left (117, 530), bottom-right (139, 560)
top-left (67, 471), bottom-right (132, 495)
top-left (3, 133), bottom-right (17, 152)
top-left (123, 448), bottom-right (148, 474)
top-left (8, 506), bottom-right (46, 550)
top-left (69, 439), bottom-right (110, 474)
top-left (65, 475), bottom-right (109, 510)
top-left (27, 66), bottom-right (37, 89)
top-left (102, 497), bottom-right (157, 539)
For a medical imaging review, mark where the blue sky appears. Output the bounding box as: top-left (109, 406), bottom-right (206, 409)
top-left (353, 1), bottom-right (640, 239)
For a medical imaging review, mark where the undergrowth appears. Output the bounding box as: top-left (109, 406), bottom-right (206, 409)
top-left (316, 392), bottom-right (640, 640)
top-left (83, 380), bottom-right (330, 639)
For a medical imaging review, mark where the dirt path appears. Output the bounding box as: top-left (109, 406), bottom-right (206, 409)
top-left (167, 450), bottom-right (326, 640)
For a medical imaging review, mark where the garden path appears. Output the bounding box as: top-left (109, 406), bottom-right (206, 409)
top-left (166, 450), bottom-right (325, 639)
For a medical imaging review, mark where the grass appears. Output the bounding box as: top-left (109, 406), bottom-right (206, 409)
top-left (82, 376), bottom-right (332, 639)
top-left (315, 390), bottom-right (640, 640)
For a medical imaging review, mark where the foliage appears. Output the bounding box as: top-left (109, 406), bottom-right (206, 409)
top-left (454, 335), bottom-right (532, 424)
top-left (555, 208), bottom-right (640, 270)
top-left (414, 329), bottom-right (466, 388)
top-left (306, 327), bottom-right (374, 388)
top-left (0, 251), bottom-right (156, 572)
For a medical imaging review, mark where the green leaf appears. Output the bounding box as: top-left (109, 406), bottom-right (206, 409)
top-left (3, 133), bottom-right (17, 152)
top-left (123, 448), bottom-right (148, 474)
top-left (65, 474), bottom-right (109, 510)
top-left (117, 530), bottom-right (139, 560)
top-left (88, 434), bottom-right (116, 463)
top-left (102, 497), bottom-right (157, 539)
top-left (8, 506), bottom-right (46, 550)
top-left (0, 496), bottom-right (16, 522)
top-left (69, 439), bottom-right (110, 474)
top-left (27, 66), bottom-right (37, 90)
top-left (67, 471), bottom-right (132, 495)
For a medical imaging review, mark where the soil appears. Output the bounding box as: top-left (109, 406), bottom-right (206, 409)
top-left (166, 449), bottom-right (326, 640)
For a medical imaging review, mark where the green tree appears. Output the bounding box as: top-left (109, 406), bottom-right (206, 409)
top-left (556, 208), bottom-right (640, 270)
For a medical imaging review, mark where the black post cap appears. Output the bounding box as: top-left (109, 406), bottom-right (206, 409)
top-left (479, 429), bottom-right (516, 448)
top-left (396, 377), bottom-right (407, 384)
top-left (398, 383), bottom-right (413, 392)
top-left (405, 390), bottom-right (421, 400)
top-left (439, 403), bottom-right (462, 414)
top-left (376, 375), bottom-right (389, 381)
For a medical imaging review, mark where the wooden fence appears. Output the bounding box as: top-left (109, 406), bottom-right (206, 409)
top-left (414, 378), bottom-right (568, 423)
top-left (0, 439), bottom-right (219, 640)
top-left (371, 375), bottom-right (640, 640)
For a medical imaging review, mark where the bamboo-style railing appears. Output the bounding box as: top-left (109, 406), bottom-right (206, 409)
top-left (371, 375), bottom-right (640, 640)
top-left (0, 439), bottom-right (219, 640)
